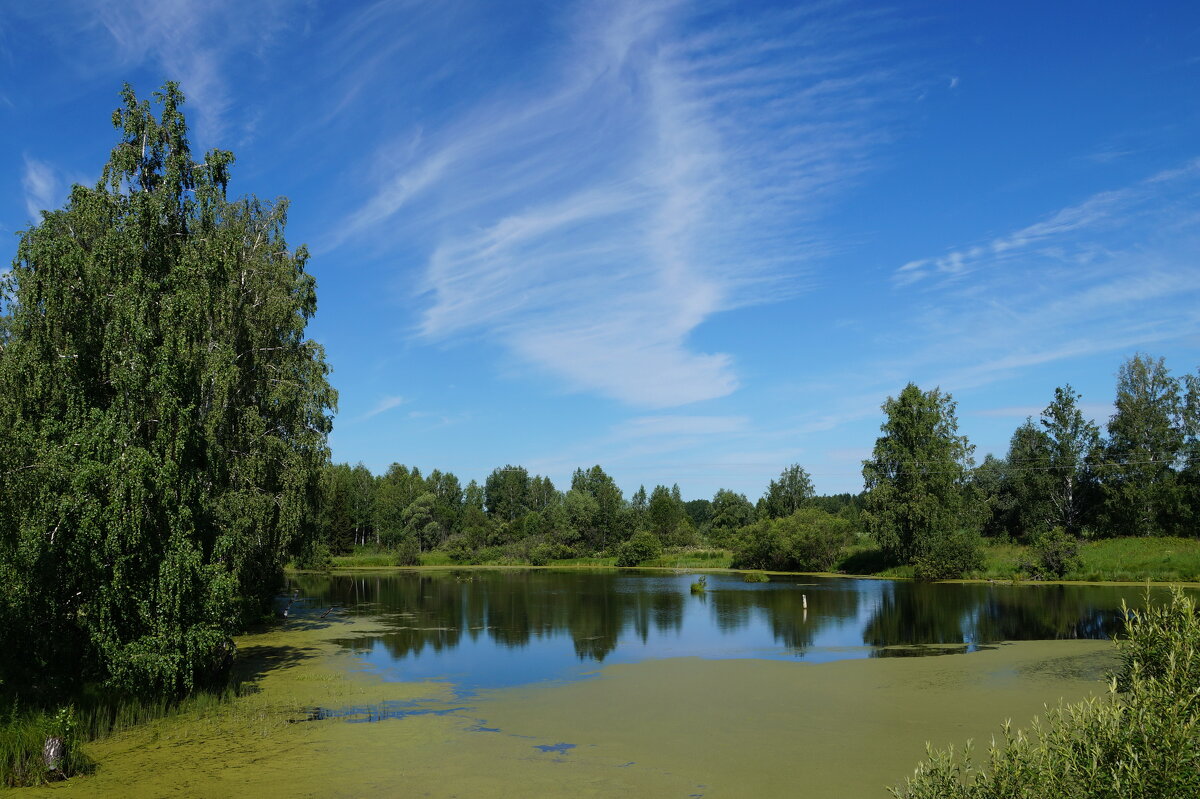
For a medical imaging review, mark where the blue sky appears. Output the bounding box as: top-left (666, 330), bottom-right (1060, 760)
top-left (3, 1), bottom-right (1200, 499)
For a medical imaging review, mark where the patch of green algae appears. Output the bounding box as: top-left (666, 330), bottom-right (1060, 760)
top-left (23, 620), bottom-right (1116, 798)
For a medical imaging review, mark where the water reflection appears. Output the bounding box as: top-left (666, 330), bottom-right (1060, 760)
top-left (287, 570), bottom-right (1166, 690)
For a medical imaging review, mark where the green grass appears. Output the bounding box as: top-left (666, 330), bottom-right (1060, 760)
top-left (548, 555), bottom-right (617, 567)
top-left (328, 537), bottom-right (1200, 583)
top-left (0, 683), bottom-right (253, 787)
top-left (547, 549), bottom-right (732, 569)
top-left (1071, 537), bottom-right (1200, 582)
top-left (644, 548), bottom-right (732, 569)
top-left (835, 537), bottom-right (1200, 583)
top-left (0, 708), bottom-right (90, 787)
top-left (329, 547), bottom-right (458, 568)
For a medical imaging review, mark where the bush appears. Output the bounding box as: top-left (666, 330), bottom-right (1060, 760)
top-left (730, 509), bottom-right (852, 572)
top-left (616, 532), bottom-right (663, 567)
top-left (911, 529), bottom-right (984, 581)
top-left (292, 540), bottom-right (333, 571)
top-left (1020, 527), bottom-right (1082, 580)
top-left (528, 543), bottom-right (554, 567)
top-left (441, 535), bottom-right (474, 564)
top-left (892, 587), bottom-right (1200, 798)
top-left (743, 571), bottom-right (770, 583)
top-left (391, 537), bottom-right (421, 567)
top-left (475, 546), bottom-right (505, 564)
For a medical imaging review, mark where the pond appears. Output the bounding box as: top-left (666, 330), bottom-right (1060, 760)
top-left (36, 570), bottom-right (1169, 798)
top-left (294, 569), bottom-right (1133, 692)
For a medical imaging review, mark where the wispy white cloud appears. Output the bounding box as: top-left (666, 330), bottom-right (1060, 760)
top-left (360, 395), bottom-right (405, 420)
top-left (334, 0), bottom-right (912, 407)
top-left (38, 0), bottom-right (301, 146)
top-left (895, 159), bottom-right (1200, 287)
top-left (21, 156), bottom-right (58, 220)
top-left (872, 160), bottom-right (1200, 404)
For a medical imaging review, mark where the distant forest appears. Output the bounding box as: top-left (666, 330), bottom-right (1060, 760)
top-left (311, 352), bottom-right (1200, 577)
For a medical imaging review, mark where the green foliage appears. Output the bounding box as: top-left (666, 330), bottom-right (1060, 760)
top-left (293, 540), bottom-right (333, 572)
top-left (374, 464), bottom-right (425, 545)
top-left (760, 463), bottom-right (815, 519)
top-left (615, 531), bottom-right (664, 567)
top-left (1003, 420), bottom-right (1057, 539)
top-left (1042, 385), bottom-right (1101, 535)
top-left (528, 543), bottom-right (555, 567)
top-left (401, 492), bottom-right (442, 552)
top-left (441, 534), bottom-right (475, 564)
top-left (685, 498), bottom-right (713, 528)
top-left (571, 466), bottom-right (624, 551)
top-left (391, 536), bottom-right (421, 567)
top-left (709, 489), bottom-right (757, 546)
top-left (485, 464), bottom-right (531, 522)
top-left (892, 587), bottom-right (1200, 798)
top-left (0, 705), bottom-right (91, 787)
top-left (863, 384), bottom-right (974, 567)
top-left (1099, 354), bottom-right (1186, 538)
top-left (968, 454), bottom-right (1013, 539)
top-left (742, 571), bottom-right (770, 583)
top-left (910, 528), bottom-right (984, 581)
top-left (0, 84), bottom-right (333, 699)
top-left (648, 484), bottom-right (686, 541)
top-left (730, 508), bottom-right (852, 572)
top-left (1020, 527), bottom-right (1082, 579)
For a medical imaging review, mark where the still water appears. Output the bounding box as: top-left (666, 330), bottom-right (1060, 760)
top-left (42, 571), bottom-right (1165, 798)
top-left (288, 569), bottom-right (1141, 693)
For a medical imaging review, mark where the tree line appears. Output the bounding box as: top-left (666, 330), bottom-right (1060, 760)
top-left (312, 461), bottom-right (861, 567)
top-left (314, 352), bottom-right (1200, 580)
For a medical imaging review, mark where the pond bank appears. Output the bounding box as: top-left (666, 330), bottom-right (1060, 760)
top-left (24, 626), bottom-right (1113, 797)
top-left (23, 569), bottom-right (1136, 797)
top-left (328, 535), bottom-right (1200, 584)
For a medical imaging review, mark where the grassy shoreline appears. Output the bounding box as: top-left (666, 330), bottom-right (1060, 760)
top-left (324, 536), bottom-right (1200, 584)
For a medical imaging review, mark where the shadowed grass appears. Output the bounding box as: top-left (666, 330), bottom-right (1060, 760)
top-left (837, 537), bottom-right (1200, 583)
top-left (330, 548), bottom-right (457, 568)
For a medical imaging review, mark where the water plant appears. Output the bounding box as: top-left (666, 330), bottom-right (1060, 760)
top-left (690, 575), bottom-right (708, 594)
top-left (892, 586), bottom-right (1200, 797)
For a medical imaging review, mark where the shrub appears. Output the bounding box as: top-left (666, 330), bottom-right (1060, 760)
top-left (730, 509), bottom-right (852, 572)
top-left (475, 546), bottom-right (505, 564)
top-left (911, 528), bottom-right (984, 581)
top-left (616, 531), bottom-right (663, 567)
top-left (743, 571), bottom-right (770, 583)
top-left (391, 537), bottom-right (421, 567)
top-left (892, 587), bottom-right (1200, 798)
top-left (528, 543), bottom-right (554, 567)
top-left (441, 535), bottom-right (474, 564)
top-left (292, 540), bottom-right (333, 571)
top-left (1020, 527), bottom-right (1082, 580)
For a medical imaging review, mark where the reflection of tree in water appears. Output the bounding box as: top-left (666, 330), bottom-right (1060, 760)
top-left (709, 584), bottom-right (860, 655)
top-left (293, 572), bottom-right (1146, 665)
top-left (310, 571), bottom-right (687, 663)
top-left (864, 582), bottom-right (1126, 653)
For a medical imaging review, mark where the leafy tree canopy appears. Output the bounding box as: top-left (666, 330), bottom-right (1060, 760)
top-left (0, 83), bottom-right (334, 698)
